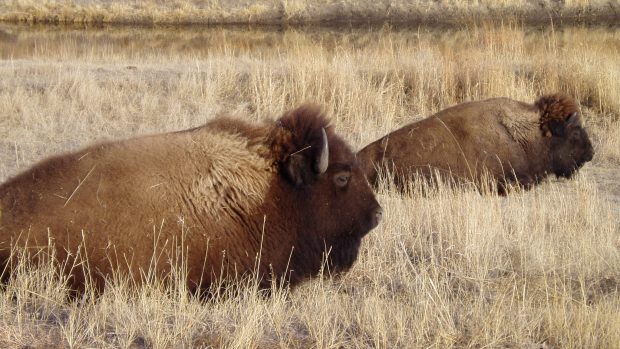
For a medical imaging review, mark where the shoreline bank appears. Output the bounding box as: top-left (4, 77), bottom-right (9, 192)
top-left (1, 1), bottom-right (618, 28)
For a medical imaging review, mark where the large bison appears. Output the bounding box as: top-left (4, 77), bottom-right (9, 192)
top-left (358, 94), bottom-right (594, 192)
top-left (0, 105), bottom-right (383, 294)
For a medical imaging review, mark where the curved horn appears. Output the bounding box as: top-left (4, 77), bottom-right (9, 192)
top-left (316, 128), bottom-right (329, 174)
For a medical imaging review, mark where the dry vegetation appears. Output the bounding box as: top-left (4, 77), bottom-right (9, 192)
top-left (0, 22), bottom-right (619, 348)
top-left (0, 0), bottom-right (618, 26)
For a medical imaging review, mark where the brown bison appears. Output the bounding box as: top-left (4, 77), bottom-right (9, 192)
top-left (0, 105), bottom-right (383, 294)
top-left (358, 94), bottom-right (594, 192)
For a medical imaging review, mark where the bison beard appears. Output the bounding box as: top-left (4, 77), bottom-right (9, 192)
top-left (286, 228), bottom-right (363, 285)
top-left (0, 104), bottom-right (382, 295)
top-left (327, 234), bottom-right (362, 273)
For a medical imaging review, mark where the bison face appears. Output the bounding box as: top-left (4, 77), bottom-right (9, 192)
top-left (273, 105), bottom-right (382, 276)
top-left (297, 137), bottom-right (382, 274)
top-left (549, 112), bottom-right (594, 178)
top-left (297, 148), bottom-right (382, 273)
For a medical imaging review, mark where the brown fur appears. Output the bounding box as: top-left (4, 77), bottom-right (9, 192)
top-left (358, 94), bottom-right (594, 193)
top-left (535, 93), bottom-right (581, 136)
top-left (0, 104), bottom-right (382, 295)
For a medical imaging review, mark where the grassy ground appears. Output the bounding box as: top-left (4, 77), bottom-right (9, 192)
top-left (0, 0), bottom-right (618, 26)
top-left (0, 23), bottom-right (619, 348)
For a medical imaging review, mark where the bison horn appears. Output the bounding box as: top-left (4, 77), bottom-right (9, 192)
top-left (316, 128), bottom-right (329, 174)
top-left (566, 112), bottom-right (579, 126)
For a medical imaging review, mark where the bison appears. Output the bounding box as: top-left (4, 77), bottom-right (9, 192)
top-left (0, 104), bottom-right (383, 294)
top-left (358, 94), bottom-right (594, 192)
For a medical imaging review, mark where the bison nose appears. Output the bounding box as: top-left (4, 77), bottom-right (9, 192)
top-left (371, 206), bottom-right (383, 228)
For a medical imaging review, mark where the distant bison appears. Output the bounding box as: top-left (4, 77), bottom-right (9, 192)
top-left (0, 105), bottom-right (382, 294)
top-left (358, 94), bottom-right (594, 192)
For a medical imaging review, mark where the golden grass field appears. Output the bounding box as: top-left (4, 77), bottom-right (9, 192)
top-left (0, 0), bottom-right (618, 25)
top-left (0, 21), bottom-right (619, 348)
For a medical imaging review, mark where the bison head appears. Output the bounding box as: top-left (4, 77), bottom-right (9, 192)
top-left (270, 105), bottom-right (383, 279)
top-left (547, 112), bottom-right (594, 178)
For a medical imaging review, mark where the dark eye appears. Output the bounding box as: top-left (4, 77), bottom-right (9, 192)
top-left (334, 172), bottom-right (351, 188)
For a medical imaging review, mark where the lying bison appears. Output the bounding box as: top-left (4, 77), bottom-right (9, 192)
top-left (358, 94), bottom-right (594, 192)
top-left (0, 105), bottom-right (382, 294)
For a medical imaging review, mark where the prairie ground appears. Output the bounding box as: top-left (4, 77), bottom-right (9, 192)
top-left (0, 22), bottom-right (619, 348)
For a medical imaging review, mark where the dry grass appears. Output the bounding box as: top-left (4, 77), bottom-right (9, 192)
top-left (0, 22), bottom-right (619, 348)
top-left (0, 0), bottom-right (618, 26)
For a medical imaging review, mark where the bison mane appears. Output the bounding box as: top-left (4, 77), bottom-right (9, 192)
top-left (535, 94), bottom-right (580, 136)
top-left (267, 104), bottom-right (348, 188)
top-left (269, 104), bottom-right (332, 162)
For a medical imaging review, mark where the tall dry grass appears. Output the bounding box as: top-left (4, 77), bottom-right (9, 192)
top-left (0, 0), bottom-right (618, 26)
top-left (0, 23), bottom-right (619, 348)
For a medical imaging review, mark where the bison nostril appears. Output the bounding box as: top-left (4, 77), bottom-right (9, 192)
top-left (372, 206), bottom-right (383, 227)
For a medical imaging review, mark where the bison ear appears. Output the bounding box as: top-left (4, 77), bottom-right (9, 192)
top-left (547, 119), bottom-right (566, 137)
top-left (282, 128), bottom-right (329, 186)
top-left (285, 153), bottom-right (309, 186)
top-left (548, 112), bottom-right (579, 137)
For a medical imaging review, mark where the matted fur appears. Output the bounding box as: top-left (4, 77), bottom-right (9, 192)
top-left (358, 94), bottom-right (593, 193)
top-left (0, 104), bottom-right (381, 294)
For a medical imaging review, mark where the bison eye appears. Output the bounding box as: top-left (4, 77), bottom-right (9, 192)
top-left (334, 171), bottom-right (351, 188)
top-left (569, 129), bottom-right (583, 143)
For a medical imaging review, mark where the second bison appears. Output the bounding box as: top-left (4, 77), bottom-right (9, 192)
top-left (0, 104), bottom-right (383, 294)
top-left (358, 94), bottom-right (594, 192)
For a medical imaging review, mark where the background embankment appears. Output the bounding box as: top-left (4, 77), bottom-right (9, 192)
top-left (0, 0), bottom-right (619, 26)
